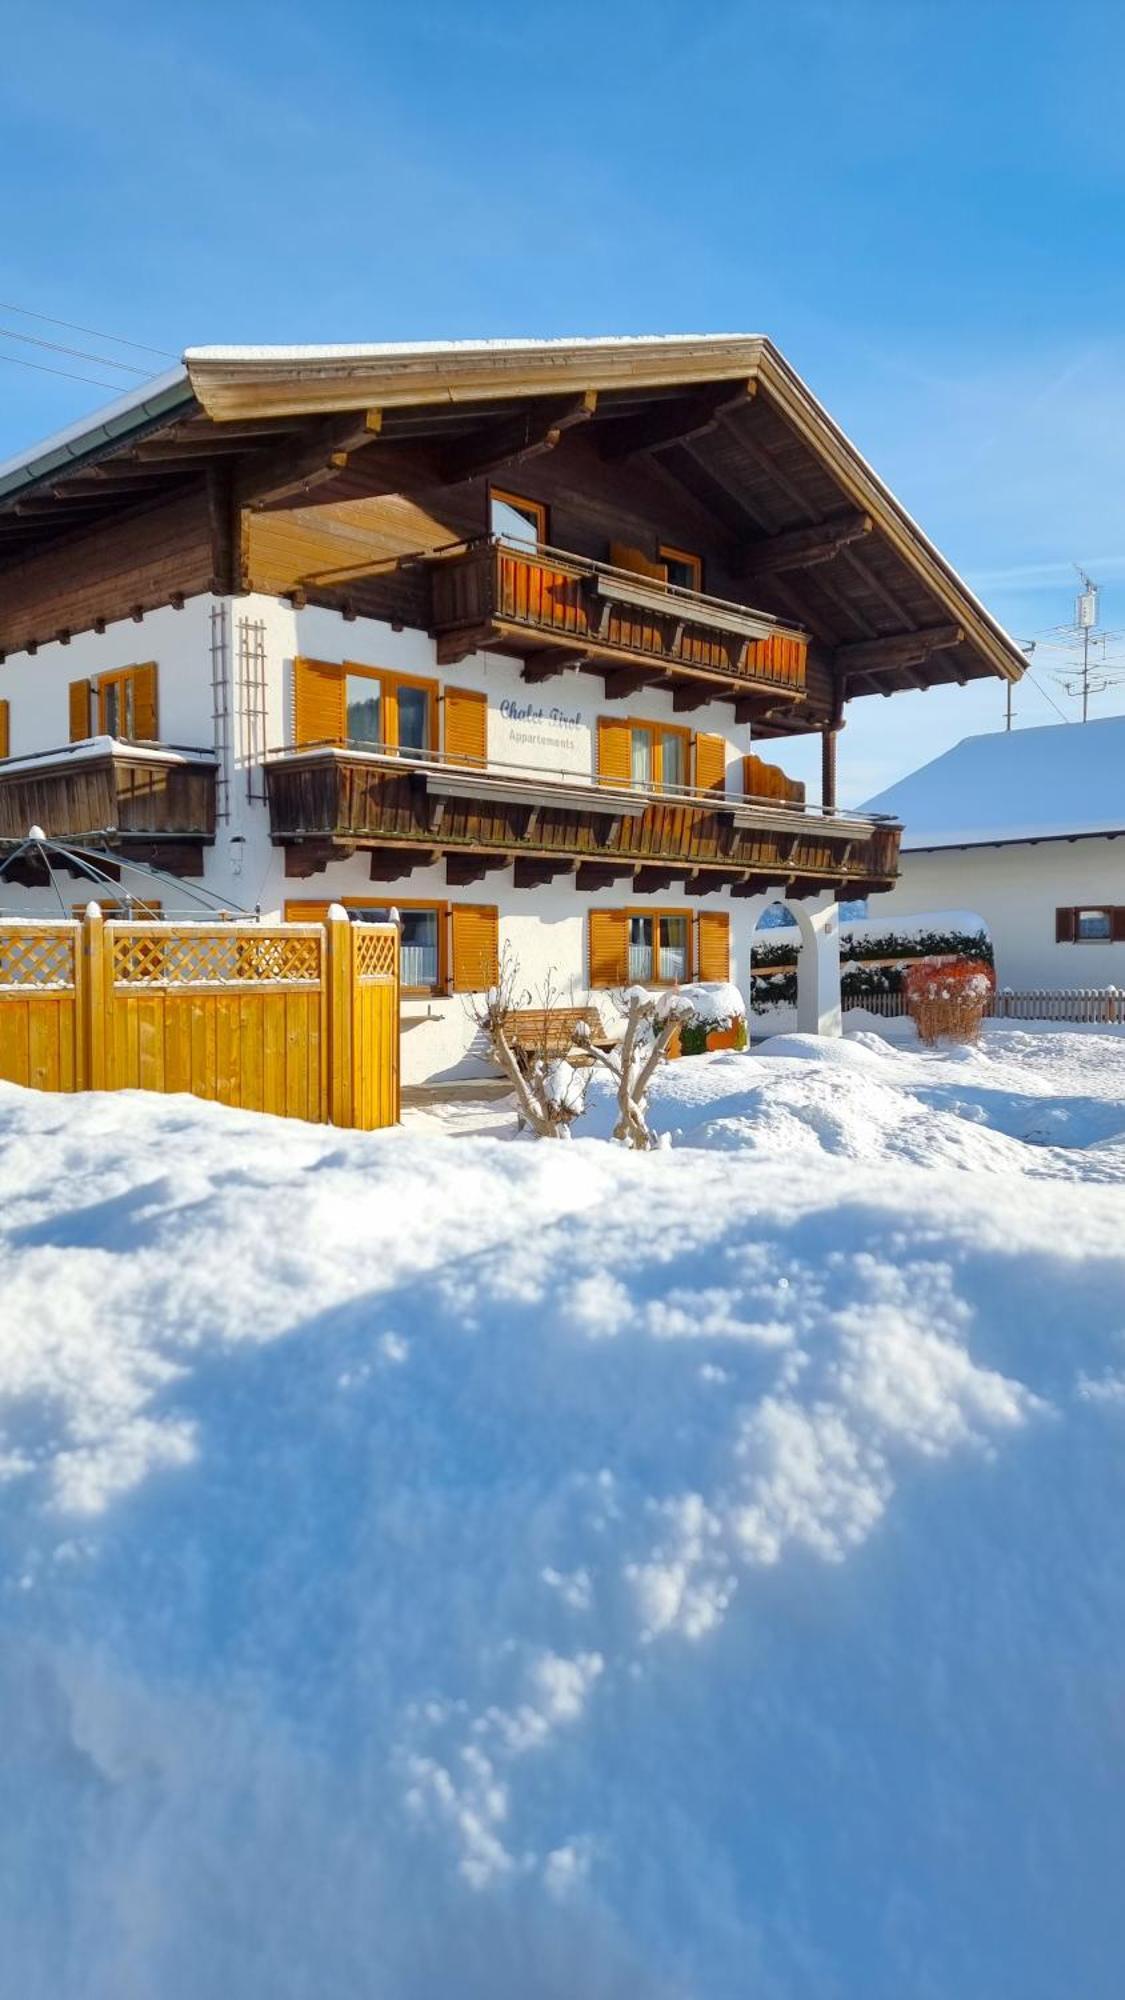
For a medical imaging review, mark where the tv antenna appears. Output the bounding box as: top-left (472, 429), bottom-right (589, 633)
top-left (1050, 568), bottom-right (1125, 722)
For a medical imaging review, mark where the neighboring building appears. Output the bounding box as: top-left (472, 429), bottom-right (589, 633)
top-left (864, 716), bottom-right (1125, 988)
top-left (0, 335), bottom-right (1024, 1083)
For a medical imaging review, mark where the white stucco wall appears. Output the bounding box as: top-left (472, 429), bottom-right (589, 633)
top-left (867, 840), bottom-right (1125, 990)
top-left (2, 591), bottom-right (825, 1084)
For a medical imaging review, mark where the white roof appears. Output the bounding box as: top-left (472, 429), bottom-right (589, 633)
top-left (862, 715), bottom-right (1125, 848)
top-left (184, 333), bottom-right (758, 363)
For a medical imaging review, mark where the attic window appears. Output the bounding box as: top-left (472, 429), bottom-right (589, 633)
top-left (490, 489), bottom-right (546, 550)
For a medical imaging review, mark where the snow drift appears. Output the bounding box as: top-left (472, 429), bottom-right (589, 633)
top-left (3, 1029), bottom-right (1125, 1997)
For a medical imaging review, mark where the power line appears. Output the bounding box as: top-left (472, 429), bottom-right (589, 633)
top-left (0, 324), bottom-right (149, 376)
top-left (1025, 671), bottom-right (1071, 724)
top-left (0, 349), bottom-right (124, 390)
top-left (0, 299), bottom-right (175, 360)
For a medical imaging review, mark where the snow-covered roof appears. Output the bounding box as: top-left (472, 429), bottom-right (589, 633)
top-left (0, 368), bottom-right (190, 499)
top-left (862, 715), bottom-right (1125, 848)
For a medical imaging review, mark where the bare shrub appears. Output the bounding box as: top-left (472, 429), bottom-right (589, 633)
top-left (467, 947), bottom-right (588, 1138)
top-left (578, 986), bottom-right (692, 1150)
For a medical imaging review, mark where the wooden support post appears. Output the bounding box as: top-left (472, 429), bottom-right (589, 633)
top-left (82, 902), bottom-right (108, 1092)
top-left (325, 906), bottom-right (355, 1129)
top-left (821, 724), bottom-right (838, 813)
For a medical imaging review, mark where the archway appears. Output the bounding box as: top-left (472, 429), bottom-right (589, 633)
top-left (731, 889), bottom-right (843, 1039)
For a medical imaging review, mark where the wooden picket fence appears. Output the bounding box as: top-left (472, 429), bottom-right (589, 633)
top-left (0, 907), bottom-right (399, 1128)
top-left (988, 988), bottom-right (1125, 1025)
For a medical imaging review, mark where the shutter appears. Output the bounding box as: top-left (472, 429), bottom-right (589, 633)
top-left (1111, 909), bottom-right (1125, 943)
top-left (609, 541), bottom-right (667, 582)
top-left (0, 699), bottom-right (8, 760)
top-left (596, 715), bottom-right (631, 785)
top-left (697, 911), bottom-right (730, 983)
top-left (451, 904), bottom-right (499, 992)
top-left (294, 657), bottom-right (346, 747)
top-left (69, 678), bottom-right (92, 743)
top-left (588, 909), bottom-right (629, 988)
top-left (1055, 907), bottom-right (1077, 943)
top-left (131, 661), bottom-right (158, 741)
top-left (284, 900), bottom-right (332, 925)
top-left (444, 685), bottom-right (487, 767)
top-left (695, 733), bottom-right (727, 793)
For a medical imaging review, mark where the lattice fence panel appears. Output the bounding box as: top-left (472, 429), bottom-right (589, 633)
top-left (110, 926), bottom-right (322, 988)
top-left (353, 924), bottom-right (398, 984)
top-left (0, 927), bottom-right (76, 990)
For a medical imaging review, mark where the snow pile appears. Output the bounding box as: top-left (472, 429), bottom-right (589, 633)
top-left (3, 1035), bottom-right (1125, 1996)
top-left (840, 908), bottom-right (988, 946)
top-left (662, 978), bottom-right (745, 1025)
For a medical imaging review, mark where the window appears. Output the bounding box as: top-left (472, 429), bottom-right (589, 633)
top-left (627, 720), bottom-right (690, 792)
top-left (341, 666), bottom-right (435, 756)
top-left (73, 663), bottom-right (158, 745)
top-left (490, 488), bottom-right (547, 550)
top-left (627, 911), bottom-right (691, 985)
top-left (1057, 905), bottom-right (1125, 944)
top-left (345, 674), bottom-right (382, 747)
top-left (658, 544), bottom-right (702, 593)
top-left (350, 904), bottom-right (441, 988)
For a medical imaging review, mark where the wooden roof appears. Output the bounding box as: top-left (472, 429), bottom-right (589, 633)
top-left (0, 336), bottom-right (1024, 704)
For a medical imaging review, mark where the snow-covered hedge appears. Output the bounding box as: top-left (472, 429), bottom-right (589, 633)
top-left (752, 915), bottom-right (995, 1012)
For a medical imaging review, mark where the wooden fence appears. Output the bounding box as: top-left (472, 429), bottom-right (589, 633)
top-left (0, 907), bottom-right (399, 1128)
top-left (988, 988), bottom-right (1125, 1025)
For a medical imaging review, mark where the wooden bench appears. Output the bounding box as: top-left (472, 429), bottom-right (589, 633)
top-left (505, 1006), bottom-right (616, 1069)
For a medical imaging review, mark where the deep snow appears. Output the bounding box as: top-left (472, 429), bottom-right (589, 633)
top-left (3, 1027), bottom-right (1125, 1997)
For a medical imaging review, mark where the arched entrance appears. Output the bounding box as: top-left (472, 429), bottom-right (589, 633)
top-left (731, 889), bottom-right (843, 1038)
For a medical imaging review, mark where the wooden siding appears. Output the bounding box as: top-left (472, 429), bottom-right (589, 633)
top-left (265, 753), bottom-right (901, 893)
top-left (0, 489), bottom-right (213, 656)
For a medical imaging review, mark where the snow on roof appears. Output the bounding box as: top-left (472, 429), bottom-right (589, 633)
top-left (184, 332), bottom-right (760, 363)
top-left (0, 367), bottom-right (190, 497)
top-left (862, 715), bottom-right (1125, 848)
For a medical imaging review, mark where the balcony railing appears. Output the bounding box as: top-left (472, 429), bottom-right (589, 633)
top-left (427, 538), bottom-right (809, 701)
top-left (264, 743), bottom-right (900, 894)
top-left (0, 740), bottom-right (218, 863)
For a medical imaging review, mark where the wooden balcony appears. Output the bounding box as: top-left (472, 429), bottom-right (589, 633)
top-left (0, 741), bottom-right (218, 877)
top-left (427, 539), bottom-right (809, 709)
top-left (266, 746), bottom-right (900, 897)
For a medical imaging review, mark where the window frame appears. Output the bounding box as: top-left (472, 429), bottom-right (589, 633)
top-left (625, 904), bottom-right (694, 987)
top-left (285, 896), bottom-right (447, 996)
top-left (624, 716), bottom-right (693, 793)
top-left (1075, 906), bottom-right (1114, 942)
top-left (658, 543), bottom-right (703, 593)
top-left (489, 486), bottom-right (548, 550)
top-left (96, 667), bottom-right (137, 739)
top-left (342, 665), bottom-right (439, 758)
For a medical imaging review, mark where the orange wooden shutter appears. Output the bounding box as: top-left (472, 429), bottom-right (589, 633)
top-left (294, 657), bottom-right (346, 747)
top-left (444, 685), bottom-right (487, 766)
top-left (588, 909), bottom-right (629, 988)
top-left (69, 678), bottom-right (91, 742)
top-left (609, 541), bottom-right (668, 582)
top-left (596, 715), bottom-right (631, 785)
top-left (131, 662), bottom-right (158, 740)
top-left (697, 911), bottom-right (730, 983)
top-left (284, 900), bottom-right (332, 925)
top-left (451, 904), bottom-right (499, 992)
top-left (0, 699), bottom-right (8, 760)
top-left (695, 733), bottom-right (727, 793)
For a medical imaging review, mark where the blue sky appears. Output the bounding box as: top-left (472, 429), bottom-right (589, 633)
top-left (2, 0), bottom-right (1124, 796)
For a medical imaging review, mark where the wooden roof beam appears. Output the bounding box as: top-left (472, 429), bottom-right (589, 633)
top-left (239, 409), bottom-right (384, 510)
top-left (739, 511), bottom-right (874, 579)
top-left (597, 380), bottom-right (755, 461)
top-left (440, 391), bottom-right (597, 485)
top-left (836, 624), bottom-right (964, 675)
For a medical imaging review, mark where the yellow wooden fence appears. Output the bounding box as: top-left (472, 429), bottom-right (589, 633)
top-left (0, 907), bottom-right (399, 1128)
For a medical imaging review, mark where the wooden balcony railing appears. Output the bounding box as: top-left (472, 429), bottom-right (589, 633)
top-left (427, 539), bottom-right (809, 702)
top-left (0, 741), bottom-right (218, 874)
top-left (265, 745), bottom-right (900, 895)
